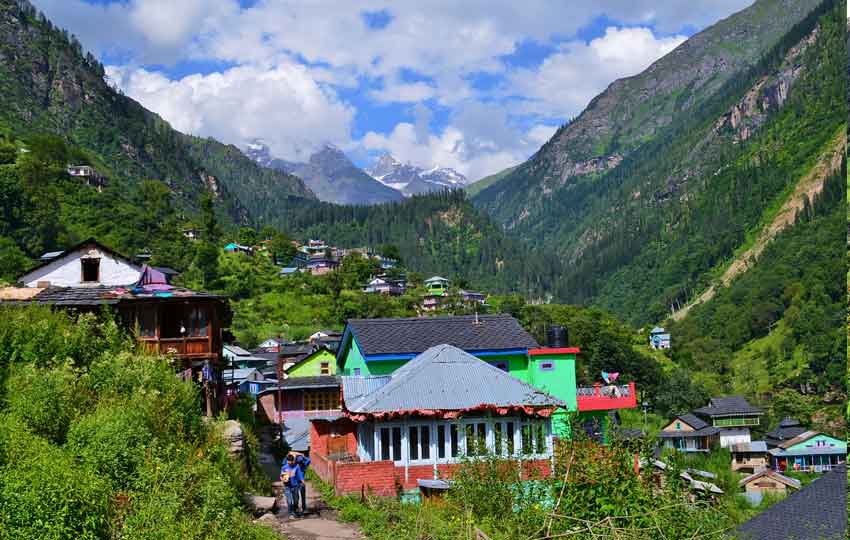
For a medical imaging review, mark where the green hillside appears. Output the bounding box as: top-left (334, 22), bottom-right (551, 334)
top-left (464, 165), bottom-right (517, 197)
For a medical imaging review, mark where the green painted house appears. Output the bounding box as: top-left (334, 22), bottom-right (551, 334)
top-left (286, 347), bottom-right (337, 377)
top-left (336, 316), bottom-right (588, 437)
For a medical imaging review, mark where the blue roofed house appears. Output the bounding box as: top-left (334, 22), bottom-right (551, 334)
top-left (649, 326), bottom-right (671, 349)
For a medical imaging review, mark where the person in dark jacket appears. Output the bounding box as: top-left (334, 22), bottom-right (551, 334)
top-left (294, 453), bottom-right (311, 514)
top-left (280, 453), bottom-right (304, 518)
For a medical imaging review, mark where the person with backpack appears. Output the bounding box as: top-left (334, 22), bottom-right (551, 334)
top-left (280, 453), bottom-right (304, 518)
top-left (294, 453), bottom-right (311, 514)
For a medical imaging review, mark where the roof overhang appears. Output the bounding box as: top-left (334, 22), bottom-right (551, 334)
top-left (528, 347), bottom-right (580, 355)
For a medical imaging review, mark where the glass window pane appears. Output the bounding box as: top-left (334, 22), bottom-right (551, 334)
top-left (392, 427), bottom-right (402, 462)
top-left (465, 424), bottom-right (476, 456)
top-left (494, 423), bottom-right (503, 455)
top-left (450, 425), bottom-right (459, 457)
top-left (381, 428), bottom-right (390, 461)
top-left (438, 425), bottom-right (446, 459)
top-left (507, 422), bottom-right (515, 454)
top-left (522, 424), bottom-right (532, 454)
top-left (409, 426), bottom-right (419, 460)
top-left (421, 427), bottom-right (430, 460)
top-left (536, 422), bottom-right (546, 454)
top-left (477, 423), bottom-right (486, 454)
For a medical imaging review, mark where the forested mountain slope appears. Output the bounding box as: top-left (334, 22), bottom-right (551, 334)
top-left (475, 0), bottom-right (843, 325)
top-left (0, 0), bottom-right (313, 225)
top-left (268, 190), bottom-right (564, 298)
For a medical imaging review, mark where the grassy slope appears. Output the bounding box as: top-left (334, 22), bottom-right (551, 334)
top-left (465, 165), bottom-right (518, 198)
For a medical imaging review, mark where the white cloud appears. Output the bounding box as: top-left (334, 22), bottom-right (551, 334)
top-left (107, 62), bottom-right (354, 162)
top-left (34, 0), bottom-right (750, 179)
top-left (510, 27), bottom-right (686, 118)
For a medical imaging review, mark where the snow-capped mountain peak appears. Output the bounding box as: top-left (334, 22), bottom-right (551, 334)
top-left (365, 153), bottom-right (467, 197)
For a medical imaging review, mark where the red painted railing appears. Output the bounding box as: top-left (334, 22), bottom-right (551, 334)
top-left (577, 382), bottom-right (637, 412)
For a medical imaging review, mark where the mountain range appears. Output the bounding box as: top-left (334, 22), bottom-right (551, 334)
top-left (245, 140), bottom-right (467, 203)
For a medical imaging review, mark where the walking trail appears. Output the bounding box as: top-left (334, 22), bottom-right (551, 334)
top-left (256, 426), bottom-right (362, 540)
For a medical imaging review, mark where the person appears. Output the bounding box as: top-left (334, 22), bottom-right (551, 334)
top-left (293, 452), bottom-right (311, 514)
top-left (280, 453), bottom-right (304, 518)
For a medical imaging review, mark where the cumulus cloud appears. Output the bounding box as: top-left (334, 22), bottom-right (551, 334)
top-left (107, 62), bottom-right (354, 162)
top-left (509, 27), bottom-right (686, 118)
top-left (35, 0), bottom-right (750, 178)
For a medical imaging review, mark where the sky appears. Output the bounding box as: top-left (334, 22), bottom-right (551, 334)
top-left (33, 0), bottom-right (753, 181)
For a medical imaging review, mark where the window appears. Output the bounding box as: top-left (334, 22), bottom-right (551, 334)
top-left (408, 425), bottom-right (431, 462)
top-left (539, 361), bottom-right (554, 371)
top-left (521, 421), bottom-right (547, 455)
top-left (465, 422), bottom-right (487, 456)
top-left (493, 421), bottom-right (515, 456)
top-left (378, 427), bottom-right (403, 462)
top-left (137, 306), bottom-right (156, 338)
top-left (488, 361), bottom-right (509, 372)
top-left (304, 390), bottom-right (340, 411)
top-left (450, 424), bottom-right (459, 458)
top-left (437, 425), bottom-right (446, 459)
top-left (675, 422), bottom-right (682, 430)
top-left (186, 306), bottom-right (208, 337)
top-left (81, 258), bottom-right (100, 282)
top-left (353, 368), bottom-right (361, 376)
top-left (320, 362), bottom-right (330, 375)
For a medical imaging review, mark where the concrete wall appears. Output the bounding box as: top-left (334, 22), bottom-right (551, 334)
top-left (719, 428), bottom-right (751, 448)
top-left (22, 244), bottom-right (142, 287)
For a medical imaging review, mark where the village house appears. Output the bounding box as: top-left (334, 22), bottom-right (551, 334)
top-left (306, 255), bottom-right (339, 276)
top-left (764, 417), bottom-right (807, 448)
top-left (336, 315), bottom-right (636, 441)
top-left (256, 375), bottom-right (342, 452)
top-left (729, 441), bottom-right (769, 473)
top-left (363, 276), bottom-right (405, 296)
top-left (768, 431), bottom-right (846, 473)
top-left (222, 344), bottom-right (268, 369)
top-left (738, 468), bottom-right (801, 505)
top-left (310, 344), bottom-right (562, 496)
top-left (649, 326), bottom-right (671, 349)
top-left (657, 413), bottom-right (720, 453)
top-left (692, 396), bottom-right (763, 448)
top-left (424, 276), bottom-right (450, 295)
top-left (223, 367), bottom-right (275, 397)
top-left (0, 238), bottom-right (229, 414)
top-left (67, 164), bottom-right (107, 191)
top-left (459, 289), bottom-right (487, 305)
top-left (735, 465), bottom-right (846, 540)
top-left (257, 337), bottom-right (285, 352)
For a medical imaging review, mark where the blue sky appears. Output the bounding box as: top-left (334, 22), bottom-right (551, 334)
top-left (33, 0), bottom-right (752, 180)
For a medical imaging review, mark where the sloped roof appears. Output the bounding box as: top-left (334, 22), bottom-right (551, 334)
top-left (5, 285), bottom-right (225, 306)
top-left (739, 469), bottom-right (801, 490)
top-left (19, 237), bottom-right (137, 281)
top-left (224, 345), bottom-right (253, 357)
top-left (729, 441), bottom-right (767, 453)
top-left (345, 315), bottom-right (538, 357)
top-left (765, 417), bottom-right (807, 445)
top-left (776, 430), bottom-right (829, 450)
top-left (223, 368), bottom-right (259, 382)
top-left (342, 344), bottom-right (563, 418)
top-left (693, 396), bottom-right (762, 418)
top-left (657, 413), bottom-right (720, 438)
top-left (778, 417), bottom-right (802, 428)
top-left (679, 413), bottom-right (708, 430)
top-left (735, 465), bottom-right (846, 540)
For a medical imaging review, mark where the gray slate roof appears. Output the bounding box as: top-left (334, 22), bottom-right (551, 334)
top-left (693, 396), bottom-right (762, 418)
top-left (346, 315), bottom-right (539, 357)
top-left (657, 413), bottom-right (720, 438)
top-left (765, 417), bottom-right (807, 446)
top-left (729, 441), bottom-right (767, 453)
top-left (735, 465), bottom-right (846, 540)
top-left (4, 285), bottom-right (225, 306)
top-left (342, 344), bottom-right (563, 414)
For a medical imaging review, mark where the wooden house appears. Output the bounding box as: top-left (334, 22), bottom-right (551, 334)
top-left (729, 440), bottom-right (769, 473)
top-left (657, 413), bottom-right (720, 452)
top-left (2, 238), bottom-right (230, 414)
top-left (768, 431), bottom-right (846, 473)
top-left (739, 468), bottom-right (800, 505)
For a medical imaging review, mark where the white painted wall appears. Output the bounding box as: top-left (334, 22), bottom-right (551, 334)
top-left (21, 245), bottom-right (142, 287)
top-left (719, 428), bottom-right (752, 448)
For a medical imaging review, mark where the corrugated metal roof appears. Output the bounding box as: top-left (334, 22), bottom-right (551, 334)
top-left (342, 344), bottom-right (563, 413)
top-left (729, 441), bottom-right (768, 453)
top-left (224, 345), bottom-right (253, 356)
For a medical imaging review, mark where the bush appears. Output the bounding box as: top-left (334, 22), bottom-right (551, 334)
top-left (66, 402), bottom-right (152, 489)
top-left (0, 416), bottom-right (112, 540)
top-left (6, 363), bottom-right (78, 444)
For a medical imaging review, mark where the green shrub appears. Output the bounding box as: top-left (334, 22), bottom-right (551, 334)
top-left (6, 363), bottom-right (78, 443)
top-left (66, 402), bottom-right (152, 489)
top-left (0, 415), bottom-right (112, 540)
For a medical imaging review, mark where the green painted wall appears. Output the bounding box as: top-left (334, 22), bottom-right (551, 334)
top-left (339, 340), bottom-right (367, 375)
top-left (787, 434), bottom-right (846, 452)
top-left (525, 353), bottom-right (578, 412)
top-left (288, 349), bottom-right (337, 377)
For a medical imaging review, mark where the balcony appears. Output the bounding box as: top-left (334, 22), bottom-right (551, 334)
top-left (713, 416), bottom-right (760, 428)
top-left (140, 337), bottom-right (217, 360)
top-left (577, 382), bottom-right (637, 412)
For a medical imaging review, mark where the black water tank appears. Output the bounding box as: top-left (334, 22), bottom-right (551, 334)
top-left (547, 325), bottom-right (568, 348)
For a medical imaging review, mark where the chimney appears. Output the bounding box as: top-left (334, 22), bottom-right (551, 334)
top-left (546, 325), bottom-right (568, 348)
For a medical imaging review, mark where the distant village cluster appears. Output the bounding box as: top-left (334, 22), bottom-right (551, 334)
top-left (0, 237), bottom-right (843, 513)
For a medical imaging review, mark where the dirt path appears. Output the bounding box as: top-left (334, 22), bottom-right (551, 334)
top-left (670, 129), bottom-right (845, 322)
top-left (255, 426), bottom-right (363, 540)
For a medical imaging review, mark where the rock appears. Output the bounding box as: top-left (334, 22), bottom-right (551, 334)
top-left (244, 493), bottom-right (278, 515)
top-left (222, 420), bottom-right (244, 456)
